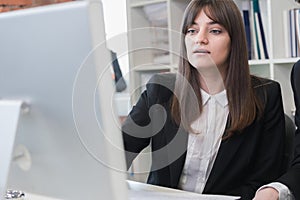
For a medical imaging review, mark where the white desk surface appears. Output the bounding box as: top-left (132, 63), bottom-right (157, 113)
top-left (25, 180), bottom-right (240, 200)
top-left (25, 193), bottom-right (61, 200)
top-left (127, 180), bottom-right (240, 200)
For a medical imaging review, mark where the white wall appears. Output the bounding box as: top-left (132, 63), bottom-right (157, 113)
top-left (102, 0), bottom-right (129, 77)
top-left (102, 0), bottom-right (131, 117)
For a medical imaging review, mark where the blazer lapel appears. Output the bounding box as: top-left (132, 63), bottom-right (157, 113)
top-left (165, 121), bottom-right (188, 188)
top-left (163, 108), bottom-right (247, 190)
top-left (203, 127), bottom-right (247, 192)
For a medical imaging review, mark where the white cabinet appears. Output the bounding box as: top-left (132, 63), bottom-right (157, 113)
top-left (234, 0), bottom-right (300, 118)
top-left (126, 0), bottom-right (190, 104)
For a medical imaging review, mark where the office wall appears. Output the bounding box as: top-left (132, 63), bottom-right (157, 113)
top-left (102, 0), bottom-right (129, 79)
top-left (0, 0), bottom-right (73, 12)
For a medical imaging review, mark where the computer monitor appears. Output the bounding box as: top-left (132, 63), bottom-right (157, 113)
top-left (0, 1), bottom-right (128, 199)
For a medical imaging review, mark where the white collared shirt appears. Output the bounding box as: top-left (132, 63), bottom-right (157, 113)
top-left (178, 89), bottom-right (229, 193)
top-left (255, 182), bottom-right (295, 200)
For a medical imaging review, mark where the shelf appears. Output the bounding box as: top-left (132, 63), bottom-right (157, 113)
top-left (248, 59), bottom-right (271, 65)
top-left (248, 58), bottom-right (300, 66)
top-left (272, 57), bottom-right (300, 64)
top-left (130, 0), bottom-right (167, 8)
top-left (133, 64), bottom-right (172, 71)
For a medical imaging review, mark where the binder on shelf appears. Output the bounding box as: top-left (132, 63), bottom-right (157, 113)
top-left (243, 10), bottom-right (252, 60)
top-left (283, 10), bottom-right (291, 58)
top-left (289, 9), bottom-right (296, 57)
top-left (252, 0), bottom-right (269, 59)
top-left (295, 9), bottom-right (300, 57)
top-left (253, 11), bottom-right (261, 59)
top-left (249, 0), bottom-right (258, 60)
top-left (242, 1), bottom-right (252, 60)
top-left (256, 12), bottom-right (269, 59)
top-left (254, 13), bottom-right (265, 59)
top-left (288, 8), bottom-right (300, 57)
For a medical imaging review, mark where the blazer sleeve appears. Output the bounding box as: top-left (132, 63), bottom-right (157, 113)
top-left (276, 61), bottom-right (300, 199)
top-left (121, 73), bottom-right (175, 168)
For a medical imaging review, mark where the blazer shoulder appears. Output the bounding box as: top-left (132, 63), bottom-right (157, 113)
top-left (147, 72), bottom-right (176, 89)
top-left (145, 72), bottom-right (176, 103)
top-left (251, 76), bottom-right (283, 109)
top-left (292, 59), bottom-right (300, 76)
top-left (251, 75), bottom-right (281, 92)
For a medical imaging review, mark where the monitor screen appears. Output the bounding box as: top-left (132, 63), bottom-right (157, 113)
top-left (0, 1), bottom-right (128, 199)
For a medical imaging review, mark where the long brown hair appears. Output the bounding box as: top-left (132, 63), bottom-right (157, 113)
top-left (171, 0), bottom-right (263, 138)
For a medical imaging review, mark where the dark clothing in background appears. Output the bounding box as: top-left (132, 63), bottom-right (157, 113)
top-left (277, 60), bottom-right (300, 200)
top-left (111, 50), bottom-right (126, 92)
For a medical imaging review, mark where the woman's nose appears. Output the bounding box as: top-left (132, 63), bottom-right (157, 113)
top-left (195, 30), bottom-right (208, 45)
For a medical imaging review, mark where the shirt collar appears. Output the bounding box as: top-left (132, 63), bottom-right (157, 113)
top-left (200, 89), bottom-right (228, 108)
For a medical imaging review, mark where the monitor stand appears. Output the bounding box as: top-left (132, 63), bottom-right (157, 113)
top-left (0, 100), bottom-right (28, 199)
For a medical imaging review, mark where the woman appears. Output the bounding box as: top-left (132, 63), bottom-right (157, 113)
top-left (122, 0), bottom-right (286, 199)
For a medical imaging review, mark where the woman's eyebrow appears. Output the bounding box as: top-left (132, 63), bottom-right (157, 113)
top-left (191, 20), bottom-right (219, 26)
top-left (207, 21), bottom-right (219, 25)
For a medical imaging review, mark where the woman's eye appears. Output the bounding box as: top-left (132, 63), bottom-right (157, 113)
top-left (187, 29), bottom-right (197, 34)
top-left (210, 29), bottom-right (222, 34)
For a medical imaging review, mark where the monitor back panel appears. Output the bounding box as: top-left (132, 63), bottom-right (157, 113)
top-left (0, 1), bottom-right (127, 199)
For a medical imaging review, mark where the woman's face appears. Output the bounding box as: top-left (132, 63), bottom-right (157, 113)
top-left (185, 9), bottom-right (231, 74)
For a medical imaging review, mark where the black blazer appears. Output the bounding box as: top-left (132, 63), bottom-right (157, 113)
top-left (122, 73), bottom-right (286, 200)
top-left (277, 60), bottom-right (300, 200)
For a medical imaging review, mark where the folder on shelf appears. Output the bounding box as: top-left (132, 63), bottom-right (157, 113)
top-left (252, 0), bottom-right (269, 59)
top-left (254, 13), bottom-right (265, 59)
top-left (249, 0), bottom-right (258, 60)
top-left (242, 7), bottom-right (252, 60)
top-left (252, 11), bottom-right (261, 59)
top-left (289, 9), bottom-right (299, 57)
top-left (295, 9), bottom-right (300, 57)
top-left (283, 10), bottom-right (291, 57)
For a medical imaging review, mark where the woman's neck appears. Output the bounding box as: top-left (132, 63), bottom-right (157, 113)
top-left (198, 68), bottom-right (226, 95)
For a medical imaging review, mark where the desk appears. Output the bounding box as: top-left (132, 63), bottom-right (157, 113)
top-left (127, 180), bottom-right (240, 200)
top-left (25, 193), bottom-right (61, 200)
top-left (24, 180), bottom-right (240, 200)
